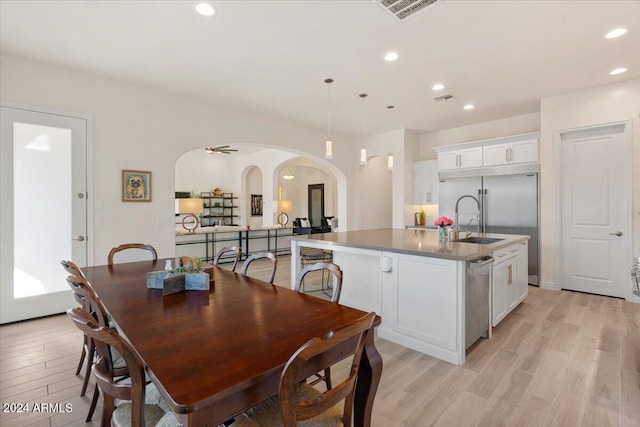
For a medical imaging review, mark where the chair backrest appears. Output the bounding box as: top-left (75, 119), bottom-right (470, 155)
top-left (213, 246), bottom-right (241, 272)
top-left (61, 260), bottom-right (88, 307)
top-left (278, 312), bottom-right (376, 427)
top-left (294, 262), bottom-right (343, 303)
top-left (108, 243), bottom-right (157, 265)
top-left (67, 307), bottom-right (147, 427)
top-left (240, 252), bottom-right (278, 284)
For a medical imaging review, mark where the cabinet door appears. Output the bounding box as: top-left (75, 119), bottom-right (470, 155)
top-left (438, 151), bottom-right (459, 171)
top-left (517, 241), bottom-right (529, 302)
top-left (413, 162), bottom-right (428, 204)
top-left (506, 261), bottom-right (519, 311)
top-left (428, 161), bottom-right (439, 204)
top-left (510, 139), bottom-right (538, 164)
top-left (492, 261), bottom-right (507, 326)
top-left (459, 147), bottom-right (483, 169)
top-left (483, 143), bottom-right (510, 166)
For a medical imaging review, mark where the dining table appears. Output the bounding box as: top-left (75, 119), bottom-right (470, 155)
top-left (82, 259), bottom-right (382, 427)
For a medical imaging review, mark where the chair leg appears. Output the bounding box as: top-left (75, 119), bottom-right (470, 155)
top-left (86, 384), bottom-right (99, 422)
top-left (324, 367), bottom-right (332, 390)
top-left (80, 341), bottom-right (95, 397)
top-left (75, 343), bottom-right (86, 375)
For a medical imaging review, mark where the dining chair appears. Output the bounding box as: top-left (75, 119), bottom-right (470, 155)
top-left (107, 243), bottom-right (158, 265)
top-left (240, 252), bottom-right (278, 284)
top-left (66, 274), bottom-right (129, 422)
top-left (294, 261), bottom-right (343, 304)
top-left (213, 245), bottom-right (241, 272)
top-left (66, 307), bottom-right (181, 427)
top-left (231, 312), bottom-right (376, 427)
top-left (293, 262), bottom-right (344, 391)
top-left (60, 260), bottom-right (93, 401)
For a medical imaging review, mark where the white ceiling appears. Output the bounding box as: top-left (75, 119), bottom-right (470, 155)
top-left (1, 0), bottom-right (638, 137)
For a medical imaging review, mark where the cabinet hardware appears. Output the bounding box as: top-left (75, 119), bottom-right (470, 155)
top-left (609, 231), bottom-right (623, 236)
top-left (73, 236), bottom-right (85, 242)
top-left (507, 264), bottom-right (513, 285)
top-left (506, 149), bottom-right (509, 162)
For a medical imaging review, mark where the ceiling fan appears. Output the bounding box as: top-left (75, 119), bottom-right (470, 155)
top-left (203, 145), bottom-right (238, 154)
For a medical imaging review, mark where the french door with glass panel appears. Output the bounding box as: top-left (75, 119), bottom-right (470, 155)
top-left (1, 104), bottom-right (88, 323)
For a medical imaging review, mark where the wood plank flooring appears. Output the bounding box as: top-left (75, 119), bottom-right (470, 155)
top-left (1, 255), bottom-right (638, 426)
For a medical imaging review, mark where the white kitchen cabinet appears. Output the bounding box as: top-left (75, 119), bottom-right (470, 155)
top-left (517, 241), bottom-right (529, 302)
top-left (413, 160), bottom-right (439, 205)
top-left (491, 244), bottom-right (520, 327)
top-left (483, 138), bottom-right (538, 166)
top-left (438, 147), bottom-right (483, 171)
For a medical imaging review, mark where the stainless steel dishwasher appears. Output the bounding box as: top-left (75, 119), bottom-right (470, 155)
top-left (466, 256), bottom-right (494, 349)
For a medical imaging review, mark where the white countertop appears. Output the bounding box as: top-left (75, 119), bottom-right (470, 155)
top-left (291, 228), bottom-right (529, 261)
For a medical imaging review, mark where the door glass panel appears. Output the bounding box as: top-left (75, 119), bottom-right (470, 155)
top-left (13, 122), bottom-right (72, 298)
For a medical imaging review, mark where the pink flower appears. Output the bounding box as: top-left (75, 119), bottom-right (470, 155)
top-left (434, 216), bottom-right (454, 227)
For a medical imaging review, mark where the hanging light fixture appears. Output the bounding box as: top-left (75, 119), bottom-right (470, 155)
top-left (387, 105), bottom-right (395, 171)
top-left (282, 168), bottom-right (294, 180)
top-left (324, 78), bottom-right (334, 160)
top-left (359, 93), bottom-right (368, 165)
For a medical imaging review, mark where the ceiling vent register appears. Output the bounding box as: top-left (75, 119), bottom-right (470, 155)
top-left (377, 0), bottom-right (443, 21)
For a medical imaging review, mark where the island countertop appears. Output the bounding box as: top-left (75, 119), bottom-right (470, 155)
top-left (291, 228), bottom-right (529, 261)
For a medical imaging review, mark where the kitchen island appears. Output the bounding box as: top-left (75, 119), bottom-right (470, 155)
top-left (291, 228), bottom-right (530, 365)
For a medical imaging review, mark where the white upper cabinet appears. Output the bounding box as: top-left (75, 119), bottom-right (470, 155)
top-left (483, 138), bottom-right (538, 166)
top-left (434, 132), bottom-right (539, 171)
top-left (413, 160), bottom-right (439, 204)
top-left (437, 147), bottom-right (483, 171)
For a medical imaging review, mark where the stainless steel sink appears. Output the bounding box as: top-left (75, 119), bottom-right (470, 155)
top-left (454, 237), bottom-right (504, 244)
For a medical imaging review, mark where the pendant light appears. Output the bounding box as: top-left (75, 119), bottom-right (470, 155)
top-left (324, 78), bottom-right (334, 160)
top-left (282, 168), bottom-right (294, 180)
top-left (359, 93), bottom-right (368, 165)
top-left (387, 105), bottom-right (395, 171)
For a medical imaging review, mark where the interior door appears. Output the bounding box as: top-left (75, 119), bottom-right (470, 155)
top-left (560, 123), bottom-right (631, 299)
top-left (307, 184), bottom-right (324, 228)
top-left (0, 105), bottom-right (88, 323)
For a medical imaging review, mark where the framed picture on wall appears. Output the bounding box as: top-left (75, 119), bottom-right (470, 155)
top-left (251, 194), bottom-right (263, 216)
top-left (122, 169), bottom-right (152, 202)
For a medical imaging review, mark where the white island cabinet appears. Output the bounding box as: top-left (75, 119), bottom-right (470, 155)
top-left (291, 228), bottom-right (529, 366)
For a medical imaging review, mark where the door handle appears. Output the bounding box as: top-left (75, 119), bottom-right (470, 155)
top-left (73, 236), bottom-right (85, 242)
top-left (609, 231), bottom-right (623, 236)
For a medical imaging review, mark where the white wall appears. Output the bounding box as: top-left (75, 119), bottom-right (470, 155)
top-left (0, 54), bottom-right (353, 263)
top-left (539, 78), bottom-right (640, 288)
top-left (357, 156), bottom-right (392, 230)
top-left (175, 149), bottom-right (236, 195)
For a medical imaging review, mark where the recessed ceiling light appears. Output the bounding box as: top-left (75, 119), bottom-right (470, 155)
top-left (463, 104), bottom-right (475, 110)
top-left (195, 2), bottom-right (215, 16)
top-left (609, 67), bottom-right (627, 75)
top-left (605, 28), bottom-right (627, 39)
top-left (432, 83), bottom-right (445, 91)
top-left (384, 52), bottom-right (399, 62)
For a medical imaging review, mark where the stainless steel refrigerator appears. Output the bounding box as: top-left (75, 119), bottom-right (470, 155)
top-left (438, 169), bottom-right (539, 285)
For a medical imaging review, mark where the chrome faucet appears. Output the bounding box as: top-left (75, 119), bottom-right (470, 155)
top-left (466, 217), bottom-right (478, 238)
top-left (454, 195), bottom-right (481, 236)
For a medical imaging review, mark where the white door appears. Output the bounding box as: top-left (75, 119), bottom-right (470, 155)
top-left (561, 123), bottom-right (631, 299)
top-left (1, 105), bottom-right (89, 323)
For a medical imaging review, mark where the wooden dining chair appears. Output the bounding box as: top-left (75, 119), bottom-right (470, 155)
top-left (213, 245), bottom-right (241, 272)
top-left (293, 262), bottom-right (344, 391)
top-left (240, 252), bottom-right (278, 284)
top-left (107, 243), bottom-right (157, 265)
top-left (294, 262), bottom-right (343, 304)
top-left (66, 307), bottom-right (181, 427)
top-left (66, 274), bottom-right (129, 422)
top-left (60, 260), bottom-right (93, 401)
top-left (231, 312), bottom-right (376, 427)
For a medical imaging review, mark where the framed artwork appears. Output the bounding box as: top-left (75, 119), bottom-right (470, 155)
top-left (251, 194), bottom-right (263, 216)
top-left (122, 169), bottom-right (152, 202)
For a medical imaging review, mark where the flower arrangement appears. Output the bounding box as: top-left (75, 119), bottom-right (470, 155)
top-left (434, 216), bottom-right (454, 227)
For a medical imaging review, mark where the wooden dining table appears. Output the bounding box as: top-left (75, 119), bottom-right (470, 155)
top-left (82, 259), bottom-right (382, 427)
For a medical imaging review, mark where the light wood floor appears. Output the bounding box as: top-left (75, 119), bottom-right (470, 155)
top-left (1, 255), bottom-right (638, 426)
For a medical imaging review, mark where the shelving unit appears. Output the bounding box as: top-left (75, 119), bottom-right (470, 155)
top-left (200, 192), bottom-right (238, 226)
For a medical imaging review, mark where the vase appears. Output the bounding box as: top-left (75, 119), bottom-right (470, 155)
top-left (438, 226), bottom-right (448, 241)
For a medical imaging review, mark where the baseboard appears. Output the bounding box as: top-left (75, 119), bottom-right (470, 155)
top-left (540, 281), bottom-right (560, 291)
